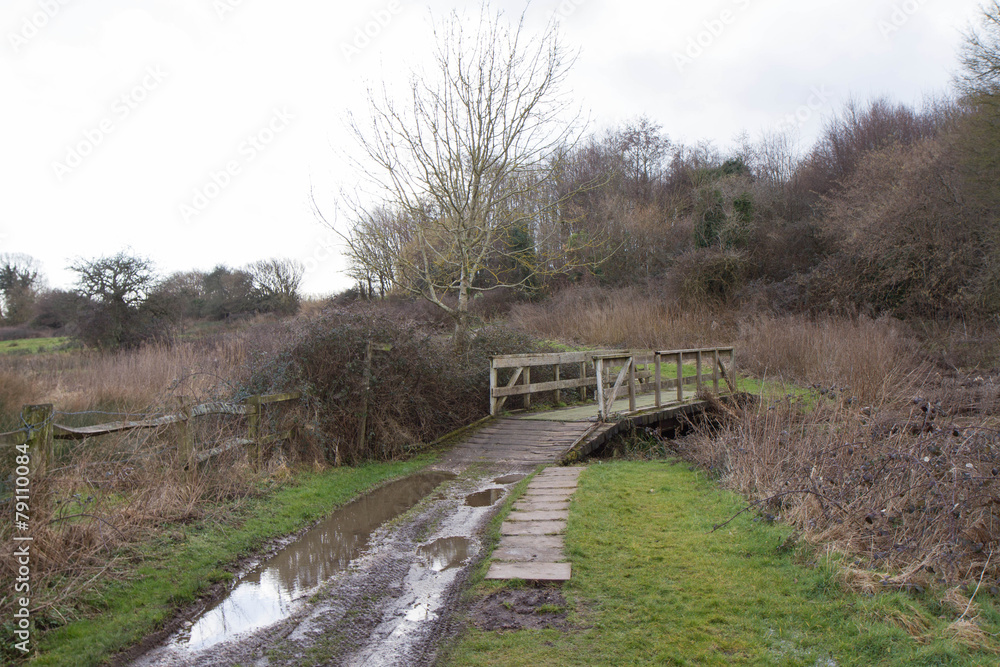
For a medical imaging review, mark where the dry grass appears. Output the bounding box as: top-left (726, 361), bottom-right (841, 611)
top-left (513, 287), bottom-right (1000, 601)
top-left (737, 314), bottom-right (921, 405)
top-left (511, 287), bottom-right (921, 404)
top-left (680, 394), bottom-right (1000, 592)
top-left (0, 323), bottom-right (299, 635)
top-left (508, 287), bottom-right (732, 350)
top-left (0, 325), bottom-right (293, 417)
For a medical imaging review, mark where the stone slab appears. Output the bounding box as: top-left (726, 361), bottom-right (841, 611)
top-left (506, 510), bottom-right (570, 522)
top-left (493, 544), bottom-right (566, 562)
top-left (514, 501), bottom-right (570, 512)
top-left (536, 468), bottom-right (583, 477)
top-left (519, 489), bottom-right (573, 503)
top-left (485, 562), bottom-right (572, 582)
top-left (528, 479), bottom-right (579, 489)
top-left (499, 535), bottom-right (564, 550)
top-left (501, 520), bottom-right (565, 536)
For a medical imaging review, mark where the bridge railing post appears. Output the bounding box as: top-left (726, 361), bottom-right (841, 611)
top-left (628, 355), bottom-right (636, 412)
top-left (594, 357), bottom-right (606, 420)
top-left (490, 358), bottom-right (498, 416)
top-left (713, 348), bottom-right (720, 393)
top-left (654, 353), bottom-right (662, 408)
top-left (696, 350), bottom-right (704, 394)
top-left (676, 352), bottom-right (684, 402)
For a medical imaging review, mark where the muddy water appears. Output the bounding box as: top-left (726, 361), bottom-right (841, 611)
top-left (464, 488), bottom-right (505, 507)
top-left (417, 536), bottom-right (472, 572)
top-left (493, 474), bottom-right (526, 485)
top-left (171, 471), bottom-right (455, 651)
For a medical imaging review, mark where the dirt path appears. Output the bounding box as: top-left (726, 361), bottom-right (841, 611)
top-left (128, 460), bottom-right (532, 667)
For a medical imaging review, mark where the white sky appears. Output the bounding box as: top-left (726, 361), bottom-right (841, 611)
top-left (1, 0), bottom-right (987, 296)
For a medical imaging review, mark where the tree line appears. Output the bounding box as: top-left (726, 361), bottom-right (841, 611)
top-left (0, 251), bottom-right (304, 348)
top-left (338, 2), bottom-right (1000, 337)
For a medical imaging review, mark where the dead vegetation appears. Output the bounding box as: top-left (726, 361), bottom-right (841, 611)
top-left (246, 308), bottom-right (543, 465)
top-left (0, 323), bottom-right (297, 651)
top-left (511, 286), bottom-right (1000, 639)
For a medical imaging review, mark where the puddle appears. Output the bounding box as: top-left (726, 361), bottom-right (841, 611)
top-left (464, 488), bottom-right (505, 507)
top-left (492, 474), bottom-right (526, 485)
top-left (171, 471), bottom-right (455, 651)
top-left (416, 537), bottom-right (471, 572)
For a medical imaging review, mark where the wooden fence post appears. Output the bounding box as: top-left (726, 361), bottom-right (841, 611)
top-left (245, 395), bottom-right (261, 467)
top-left (358, 342), bottom-right (392, 454)
top-left (580, 361), bottom-right (588, 402)
top-left (358, 341), bottom-right (373, 453)
top-left (23, 404), bottom-right (53, 477)
top-left (173, 396), bottom-right (194, 475)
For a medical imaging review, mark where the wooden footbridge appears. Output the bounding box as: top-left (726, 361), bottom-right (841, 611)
top-left (444, 346), bottom-right (737, 467)
top-left (438, 346), bottom-right (738, 583)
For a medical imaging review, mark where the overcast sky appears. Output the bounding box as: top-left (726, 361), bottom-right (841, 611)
top-left (1, 0), bottom-right (987, 296)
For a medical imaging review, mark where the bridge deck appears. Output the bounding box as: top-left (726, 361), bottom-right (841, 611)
top-left (443, 389), bottom-right (707, 468)
top-left (517, 387), bottom-right (701, 422)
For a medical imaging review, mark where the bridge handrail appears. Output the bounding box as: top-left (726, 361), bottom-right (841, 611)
top-left (490, 346), bottom-right (736, 419)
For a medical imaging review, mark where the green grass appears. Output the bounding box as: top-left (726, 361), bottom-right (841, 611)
top-left (447, 461), bottom-right (1000, 666)
top-left (24, 455), bottom-right (436, 667)
top-left (0, 337), bottom-right (71, 355)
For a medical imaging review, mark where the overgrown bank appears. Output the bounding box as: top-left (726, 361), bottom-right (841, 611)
top-left (7, 456), bottom-right (435, 667)
top-left (448, 462), bottom-right (1000, 665)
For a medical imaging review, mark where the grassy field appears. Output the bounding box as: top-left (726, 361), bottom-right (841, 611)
top-left (448, 461), bottom-right (1000, 666)
top-left (0, 337), bottom-right (70, 355)
top-left (19, 455), bottom-right (436, 667)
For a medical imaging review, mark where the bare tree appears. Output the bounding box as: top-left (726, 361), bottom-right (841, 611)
top-left (343, 206), bottom-right (412, 299)
top-left (71, 251), bottom-right (155, 309)
top-left (0, 253), bottom-right (43, 325)
top-left (334, 4), bottom-right (599, 346)
top-left (614, 116), bottom-right (671, 200)
top-left (247, 258), bottom-right (305, 315)
top-left (958, 1), bottom-right (1000, 100)
top-left (70, 251), bottom-right (162, 348)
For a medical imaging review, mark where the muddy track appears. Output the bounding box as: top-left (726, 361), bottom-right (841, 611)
top-left (128, 464), bottom-right (529, 667)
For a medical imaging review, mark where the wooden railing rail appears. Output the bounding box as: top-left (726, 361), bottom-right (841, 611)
top-left (491, 347), bottom-right (737, 420)
top-left (1, 392), bottom-right (302, 476)
top-left (490, 350), bottom-right (621, 416)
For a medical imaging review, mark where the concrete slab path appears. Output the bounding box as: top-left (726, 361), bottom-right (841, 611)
top-left (485, 466), bottom-right (584, 582)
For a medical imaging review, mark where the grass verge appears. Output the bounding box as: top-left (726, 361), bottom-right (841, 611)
top-left (447, 461), bottom-right (1000, 666)
top-left (0, 338), bottom-right (70, 355)
top-left (23, 455), bottom-right (436, 667)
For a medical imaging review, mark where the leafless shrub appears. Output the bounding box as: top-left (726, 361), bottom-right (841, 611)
top-left (247, 308), bottom-right (542, 464)
top-left (682, 395), bottom-right (1000, 592)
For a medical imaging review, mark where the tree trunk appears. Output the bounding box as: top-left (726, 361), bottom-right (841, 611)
top-left (453, 274), bottom-right (471, 353)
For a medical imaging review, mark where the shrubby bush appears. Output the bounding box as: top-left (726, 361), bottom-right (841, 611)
top-left (247, 309), bottom-right (541, 464)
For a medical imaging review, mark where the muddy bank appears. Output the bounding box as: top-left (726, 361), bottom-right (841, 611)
top-left (129, 464), bottom-right (529, 667)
